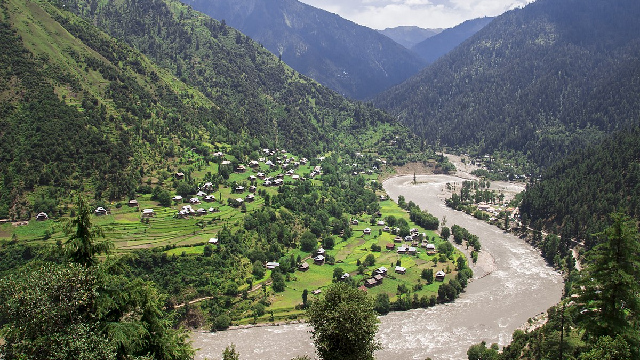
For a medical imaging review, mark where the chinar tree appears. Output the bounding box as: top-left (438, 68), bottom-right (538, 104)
top-left (577, 213), bottom-right (640, 356)
top-left (306, 282), bottom-right (381, 360)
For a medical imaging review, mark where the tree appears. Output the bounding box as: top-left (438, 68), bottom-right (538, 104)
top-left (441, 226), bottom-right (450, 240)
top-left (363, 254), bottom-right (375, 267)
top-left (577, 214), bottom-right (640, 353)
top-left (307, 283), bottom-right (381, 360)
top-left (222, 344), bottom-right (240, 360)
top-left (272, 271), bottom-right (285, 292)
top-left (332, 267), bottom-right (345, 282)
top-left (64, 196), bottom-right (112, 267)
top-left (156, 189), bottom-right (172, 207)
top-left (421, 268), bottom-right (434, 284)
top-left (373, 293), bottom-right (390, 315)
top-left (467, 341), bottom-right (499, 360)
top-left (300, 231), bottom-right (317, 252)
top-left (252, 260), bottom-right (266, 279)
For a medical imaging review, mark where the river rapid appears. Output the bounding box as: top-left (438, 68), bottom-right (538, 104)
top-left (191, 174), bottom-right (563, 360)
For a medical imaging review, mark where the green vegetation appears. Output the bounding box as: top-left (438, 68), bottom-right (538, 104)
top-left (307, 283), bottom-right (381, 360)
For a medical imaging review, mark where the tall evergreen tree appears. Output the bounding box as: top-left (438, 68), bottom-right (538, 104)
top-left (64, 196), bottom-right (112, 267)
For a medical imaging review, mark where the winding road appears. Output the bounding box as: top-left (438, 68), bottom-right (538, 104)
top-left (191, 174), bottom-right (563, 360)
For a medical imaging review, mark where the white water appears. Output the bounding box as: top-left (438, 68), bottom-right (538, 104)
top-left (192, 175), bottom-right (563, 360)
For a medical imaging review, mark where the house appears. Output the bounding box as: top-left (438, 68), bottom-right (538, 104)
top-left (377, 220), bottom-right (385, 226)
top-left (235, 165), bottom-right (246, 173)
top-left (395, 266), bottom-right (406, 274)
top-left (234, 186), bottom-right (245, 193)
top-left (221, 160), bottom-right (231, 166)
top-left (373, 274), bottom-right (384, 284)
top-left (314, 255), bottom-right (325, 265)
top-left (386, 243), bottom-right (395, 251)
top-left (249, 160), bottom-right (260, 168)
top-left (257, 172), bottom-right (266, 179)
top-left (235, 198), bottom-right (244, 205)
top-left (404, 235), bottom-right (414, 242)
top-left (94, 207), bottom-right (108, 216)
top-left (351, 219), bottom-right (359, 225)
top-left (197, 208), bottom-right (207, 216)
top-left (312, 289), bottom-right (322, 295)
top-left (35, 212), bottom-right (48, 221)
top-left (291, 174), bottom-right (300, 180)
top-left (266, 262), bottom-right (280, 270)
top-left (383, 226), bottom-right (390, 232)
top-left (197, 191), bottom-right (207, 197)
top-left (363, 228), bottom-right (371, 235)
top-left (245, 194), bottom-right (255, 202)
top-left (128, 199), bottom-right (139, 207)
top-left (274, 179), bottom-right (284, 186)
top-left (175, 172), bottom-right (185, 179)
top-left (435, 270), bottom-right (446, 282)
top-left (202, 182), bottom-right (214, 191)
top-left (172, 195), bottom-right (183, 202)
top-left (394, 236), bottom-right (403, 243)
top-left (340, 273), bottom-right (350, 281)
top-left (407, 247), bottom-right (417, 255)
top-left (316, 248), bottom-right (325, 256)
top-left (374, 267), bottom-right (388, 276)
top-left (189, 197), bottom-right (200, 204)
top-left (204, 195), bottom-right (216, 202)
top-left (425, 244), bottom-right (436, 251)
top-left (397, 246), bottom-right (408, 254)
top-left (208, 207), bottom-right (218, 213)
top-left (208, 238), bottom-right (219, 244)
top-left (249, 175), bottom-right (257, 181)
top-left (249, 186), bottom-right (257, 193)
top-left (298, 262), bottom-right (310, 271)
top-left (141, 209), bottom-right (155, 218)
top-left (379, 195), bottom-right (387, 201)
top-left (365, 278), bottom-right (378, 288)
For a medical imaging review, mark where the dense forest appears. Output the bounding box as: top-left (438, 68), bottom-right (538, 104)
top-left (519, 127), bottom-right (640, 249)
top-left (375, 0), bottom-right (640, 167)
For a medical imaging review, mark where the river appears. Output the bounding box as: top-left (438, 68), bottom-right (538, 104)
top-left (191, 174), bottom-right (563, 360)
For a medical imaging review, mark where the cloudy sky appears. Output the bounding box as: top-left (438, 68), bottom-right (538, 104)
top-left (297, 0), bottom-right (535, 29)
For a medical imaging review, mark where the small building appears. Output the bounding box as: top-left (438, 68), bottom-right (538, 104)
top-left (196, 208), bottom-right (207, 216)
top-left (204, 195), bottom-right (216, 202)
top-left (397, 246), bottom-right (408, 254)
top-left (340, 273), bottom-right (350, 281)
top-left (35, 212), bottom-right (49, 221)
top-left (245, 194), bottom-right (255, 202)
top-left (189, 197), bottom-right (200, 204)
top-left (202, 182), bottom-right (214, 191)
top-left (266, 262), bottom-right (280, 270)
top-left (234, 186), bottom-right (245, 193)
top-left (351, 219), bottom-right (359, 225)
top-left (383, 226), bottom-right (390, 232)
top-left (141, 209), bottom-right (155, 218)
top-left (312, 289), bottom-right (322, 295)
top-left (291, 174), bottom-right (300, 181)
top-left (249, 160), bottom-right (260, 168)
top-left (363, 228), bottom-right (372, 235)
top-left (364, 278), bottom-right (378, 288)
top-left (221, 160), bottom-right (231, 166)
top-left (128, 199), bottom-right (139, 207)
top-left (316, 248), bottom-right (325, 256)
top-left (172, 195), bottom-right (183, 202)
top-left (298, 262), bottom-right (310, 271)
top-left (373, 274), bottom-right (384, 284)
top-left (426, 243), bottom-right (436, 251)
top-left (235, 165), bottom-right (247, 173)
top-left (435, 270), bottom-right (446, 282)
top-left (175, 172), bottom-right (185, 179)
top-left (374, 267), bottom-right (388, 276)
top-left (386, 243), bottom-right (395, 251)
top-left (394, 236), bottom-right (403, 243)
top-left (209, 238), bottom-right (219, 244)
top-left (395, 266), bottom-right (406, 274)
top-left (249, 186), bottom-right (257, 193)
top-left (314, 255), bottom-right (325, 265)
top-left (376, 220), bottom-right (385, 226)
top-left (94, 207), bottom-right (108, 216)
top-left (197, 191), bottom-right (207, 197)
top-left (407, 247), bottom-right (417, 255)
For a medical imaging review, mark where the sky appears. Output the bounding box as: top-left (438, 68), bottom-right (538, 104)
top-left (297, 0), bottom-right (535, 29)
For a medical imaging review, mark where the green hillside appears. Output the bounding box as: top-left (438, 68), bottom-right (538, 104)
top-left (375, 0), bottom-right (640, 167)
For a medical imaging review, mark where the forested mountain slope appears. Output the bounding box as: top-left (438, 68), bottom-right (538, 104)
top-left (0, 0), bottom-right (225, 217)
top-left (1, 0), bottom-right (412, 219)
top-left (411, 17), bottom-right (493, 64)
top-left (375, 0), bottom-right (640, 167)
top-left (519, 127), bottom-right (640, 247)
top-left (182, 0), bottom-right (427, 99)
top-left (378, 26), bottom-right (442, 49)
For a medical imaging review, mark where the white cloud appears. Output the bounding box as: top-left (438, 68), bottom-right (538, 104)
top-left (298, 0), bottom-right (536, 29)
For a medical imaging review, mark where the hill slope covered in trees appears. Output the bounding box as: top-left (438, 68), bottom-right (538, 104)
top-left (375, 0), bottom-right (640, 167)
top-left (0, 0), bottom-right (416, 218)
top-left (181, 0), bottom-right (427, 99)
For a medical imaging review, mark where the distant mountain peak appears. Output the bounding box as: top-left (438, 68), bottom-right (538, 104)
top-left (378, 26), bottom-right (443, 49)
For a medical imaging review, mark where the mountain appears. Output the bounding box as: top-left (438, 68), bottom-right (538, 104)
top-left (378, 26), bottom-right (443, 49)
top-left (375, 0), bottom-right (640, 167)
top-left (0, 0), bottom-right (414, 218)
top-left (411, 17), bottom-right (493, 64)
top-left (182, 0), bottom-right (427, 99)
